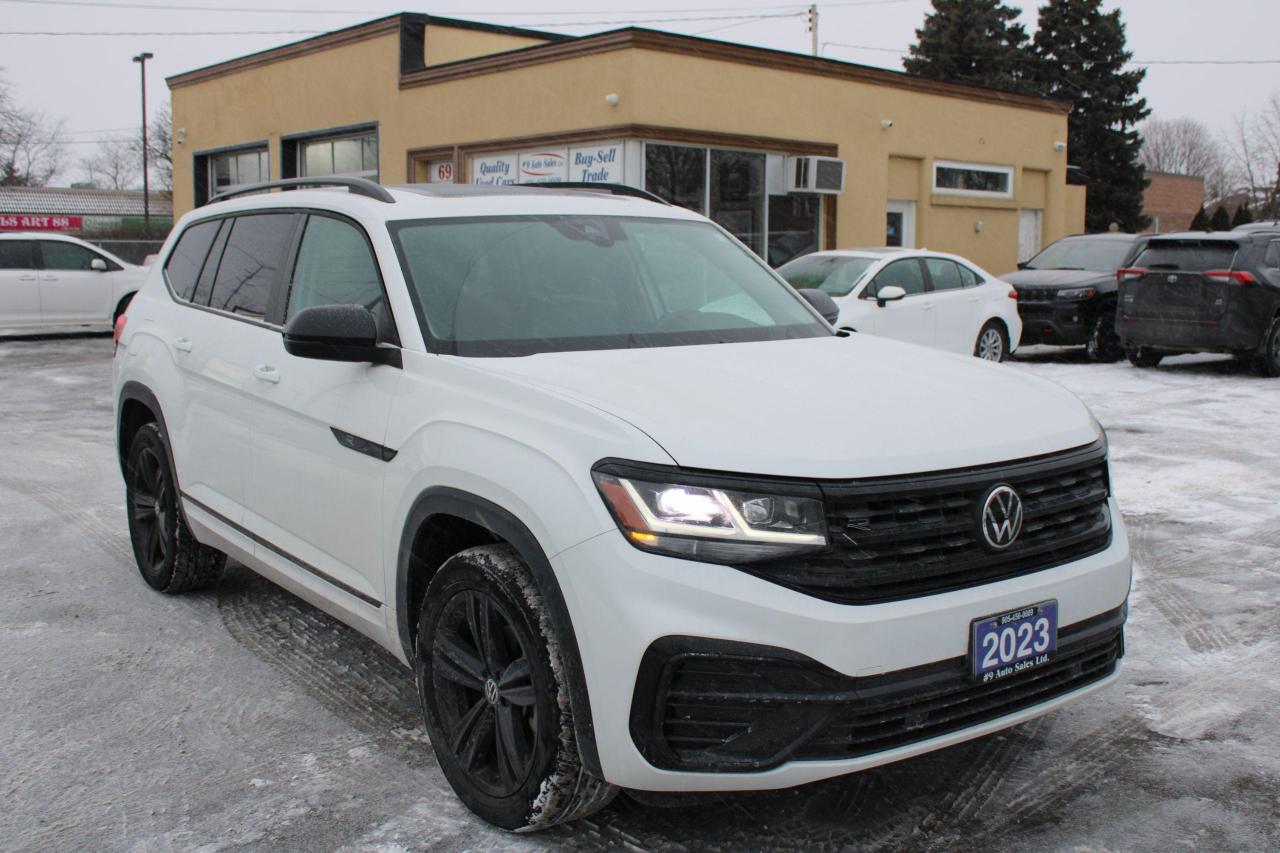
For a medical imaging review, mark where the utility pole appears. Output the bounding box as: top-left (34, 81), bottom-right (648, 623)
top-left (807, 5), bottom-right (819, 56)
top-left (132, 51), bottom-right (153, 236)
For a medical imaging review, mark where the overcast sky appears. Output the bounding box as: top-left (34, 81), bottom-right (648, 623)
top-left (2, 0), bottom-right (1275, 184)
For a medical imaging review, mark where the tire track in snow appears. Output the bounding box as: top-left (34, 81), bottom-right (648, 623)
top-left (0, 476), bottom-right (135, 568)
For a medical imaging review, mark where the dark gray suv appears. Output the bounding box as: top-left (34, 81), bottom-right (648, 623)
top-left (1115, 227), bottom-right (1280, 375)
top-left (1004, 233), bottom-right (1148, 362)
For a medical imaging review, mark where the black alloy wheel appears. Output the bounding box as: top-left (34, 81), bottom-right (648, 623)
top-left (1086, 313), bottom-right (1123, 363)
top-left (1259, 316), bottom-right (1280, 377)
top-left (124, 423), bottom-right (225, 593)
top-left (415, 544), bottom-right (616, 830)
top-left (431, 589), bottom-right (540, 799)
top-left (129, 443), bottom-right (172, 579)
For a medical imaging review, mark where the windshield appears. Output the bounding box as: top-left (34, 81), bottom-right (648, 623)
top-left (777, 254), bottom-right (876, 296)
top-left (1025, 237), bottom-right (1134, 272)
top-left (389, 216), bottom-right (830, 356)
top-left (1134, 241), bottom-right (1240, 272)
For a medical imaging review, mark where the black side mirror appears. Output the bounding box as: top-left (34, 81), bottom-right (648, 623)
top-left (797, 288), bottom-right (840, 325)
top-left (282, 304), bottom-right (400, 367)
top-left (1017, 261), bottom-right (1029, 270)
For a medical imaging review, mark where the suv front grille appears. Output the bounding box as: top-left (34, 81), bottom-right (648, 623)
top-left (744, 442), bottom-right (1111, 605)
top-left (1016, 286), bottom-right (1057, 302)
top-left (631, 606), bottom-right (1125, 772)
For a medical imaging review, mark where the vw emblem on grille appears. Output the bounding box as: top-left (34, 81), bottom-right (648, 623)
top-left (980, 484), bottom-right (1024, 550)
top-left (1167, 274), bottom-right (1178, 283)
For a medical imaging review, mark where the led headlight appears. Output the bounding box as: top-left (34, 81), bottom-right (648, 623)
top-left (592, 466), bottom-right (828, 563)
top-left (1056, 286), bottom-right (1097, 301)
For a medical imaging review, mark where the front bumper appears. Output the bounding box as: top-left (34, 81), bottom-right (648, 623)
top-left (1017, 302), bottom-right (1093, 346)
top-left (553, 500), bottom-right (1131, 791)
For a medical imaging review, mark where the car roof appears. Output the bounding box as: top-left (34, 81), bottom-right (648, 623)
top-left (797, 247), bottom-right (979, 263)
top-left (1147, 231), bottom-right (1251, 242)
top-left (1051, 232), bottom-right (1140, 243)
top-left (190, 184), bottom-right (702, 225)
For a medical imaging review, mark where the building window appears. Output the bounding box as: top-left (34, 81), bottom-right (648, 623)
top-left (644, 144), bottom-right (706, 213)
top-left (209, 148), bottom-right (269, 196)
top-left (933, 161), bottom-right (1013, 197)
top-left (710, 150), bottom-right (766, 256)
top-left (299, 132), bottom-right (378, 180)
top-left (645, 142), bottom-right (816, 263)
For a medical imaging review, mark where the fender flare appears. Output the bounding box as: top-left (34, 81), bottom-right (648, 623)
top-left (117, 380), bottom-right (193, 530)
top-left (396, 486), bottom-right (602, 776)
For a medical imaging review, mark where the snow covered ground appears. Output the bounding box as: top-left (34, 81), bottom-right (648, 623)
top-left (1, 336), bottom-right (1277, 852)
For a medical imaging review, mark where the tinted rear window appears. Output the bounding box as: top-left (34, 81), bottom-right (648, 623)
top-left (165, 219), bottom-right (221, 302)
top-left (207, 214), bottom-right (296, 320)
top-left (1135, 241), bottom-right (1240, 272)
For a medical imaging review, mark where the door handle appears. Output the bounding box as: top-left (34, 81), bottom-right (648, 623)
top-left (253, 364), bottom-right (281, 384)
top-left (967, 295), bottom-right (981, 303)
top-left (920, 302), bottom-right (935, 311)
top-left (42, 275), bottom-right (59, 282)
top-left (19, 274), bottom-right (37, 281)
top-left (173, 337), bottom-right (193, 352)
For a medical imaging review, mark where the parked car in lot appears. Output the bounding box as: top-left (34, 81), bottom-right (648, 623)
top-left (1002, 233), bottom-right (1147, 362)
top-left (777, 248), bottom-right (1022, 361)
top-left (0, 232), bottom-right (144, 333)
top-left (1115, 227), bottom-right (1280, 375)
top-left (114, 178), bottom-right (1130, 831)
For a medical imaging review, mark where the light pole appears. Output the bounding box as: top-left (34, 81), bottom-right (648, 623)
top-left (132, 51), bottom-right (153, 236)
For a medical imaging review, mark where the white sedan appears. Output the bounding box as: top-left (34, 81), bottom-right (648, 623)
top-left (0, 233), bottom-right (145, 334)
top-left (779, 248), bottom-right (1022, 361)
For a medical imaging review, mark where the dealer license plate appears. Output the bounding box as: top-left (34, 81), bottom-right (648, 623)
top-left (971, 601), bottom-right (1058, 683)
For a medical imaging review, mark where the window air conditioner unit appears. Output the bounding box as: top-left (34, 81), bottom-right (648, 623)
top-left (787, 156), bottom-right (845, 194)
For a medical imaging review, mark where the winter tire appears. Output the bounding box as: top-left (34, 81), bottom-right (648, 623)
top-left (1125, 347), bottom-right (1163, 368)
top-left (1257, 316), bottom-right (1280, 377)
top-left (1085, 312), bottom-right (1123, 363)
top-left (974, 321), bottom-right (1008, 362)
top-left (125, 423), bottom-right (226, 593)
top-left (415, 544), bottom-right (617, 831)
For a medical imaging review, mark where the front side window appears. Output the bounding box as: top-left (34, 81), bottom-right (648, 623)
top-left (40, 241), bottom-right (103, 271)
top-left (287, 215), bottom-right (394, 341)
top-left (207, 213), bottom-right (296, 320)
top-left (865, 259), bottom-right (926, 299)
top-left (923, 258), bottom-right (963, 291)
top-left (778, 254), bottom-right (874, 296)
top-left (390, 215), bottom-right (829, 356)
top-left (164, 219), bottom-right (222, 302)
top-left (0, 240), bottom-right (35, 270)
top-left (933, 161), bottom-right (1012, 197)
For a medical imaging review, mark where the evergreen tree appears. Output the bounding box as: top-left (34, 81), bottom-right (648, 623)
top-left (1230, 204), bottom-right (1253, 228)
top-left (1028, 0), bottom-right (1150, 232)
top-left (1209, 204), bottom-right (1231, 231)
top-left (1189, 206), bottom-right (1210, 231)
top-left (904, 0), bottom-right (1034, 93)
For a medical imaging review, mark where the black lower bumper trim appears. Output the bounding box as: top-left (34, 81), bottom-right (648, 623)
top-left (630, 605), bottom-right (1125, 772)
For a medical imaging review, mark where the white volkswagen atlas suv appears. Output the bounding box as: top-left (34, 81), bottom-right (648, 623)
top-left (113, 178), bottom-right (1131, 831)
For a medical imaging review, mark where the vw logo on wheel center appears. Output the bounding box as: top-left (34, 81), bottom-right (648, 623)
top-left (980, 484), bottom-right (1024, 550)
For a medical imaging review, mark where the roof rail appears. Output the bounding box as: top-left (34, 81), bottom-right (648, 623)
top-left (207, 176), bottom-right (395, 205)
top-left (528, 181), bottom-right (669, 205)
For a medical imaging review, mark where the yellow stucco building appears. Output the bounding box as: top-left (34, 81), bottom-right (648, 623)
top-left (168, 13), bottom-right (1085, 274)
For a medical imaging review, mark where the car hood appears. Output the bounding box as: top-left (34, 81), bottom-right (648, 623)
top-left (1002, 269), bottom-right (1113, 288)
top-left (465, 335), bottom-right (1100, 479)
